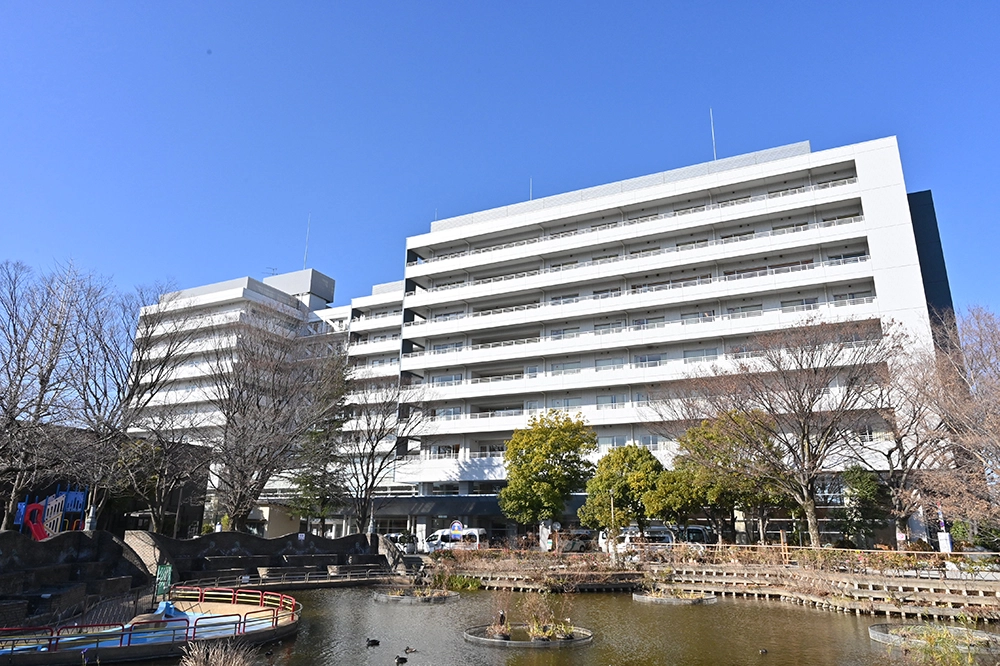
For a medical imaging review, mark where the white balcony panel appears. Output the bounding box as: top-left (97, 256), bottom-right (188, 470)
top-left (404, 218), bottom-right (866, 309)
top-left (347, 339), bottom-right (401, 357)
top-left (394, 456), bottom-right (505, 484)
top-left (401, 257), bottom-right (874, 347)
top-left (417, 405), bottom-right (659, 436)
top-left (405, 178), bottom-right (860, 279)
top-left (402, 297), bottom-right (878, 374)
top-left (349, 313), bottom-right (404, 333)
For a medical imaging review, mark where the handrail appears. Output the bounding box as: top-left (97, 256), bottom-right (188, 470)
top-left (415, 215), bottom-right (864, 294)
top-left (406, 179), bottom-right (858, 267)
top-left (403, 254), bottom-right (870, 330)
top-left (0, 587), bottom-right (302, 655)
top-left (403, 295), bottom-right (875, 361)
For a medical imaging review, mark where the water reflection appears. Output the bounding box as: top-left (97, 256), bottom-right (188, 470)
top-left (270, 588), bottom-right (889, 666)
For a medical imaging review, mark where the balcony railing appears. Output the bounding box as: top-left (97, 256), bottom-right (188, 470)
top-left (401, 295), bottom-right (876, 360)
top-left (413, 214), bottom-right (864, 295)
top-left (403, 253), bottom-right (870, 330)
top-left (406, 179), bottom-right (859, 268)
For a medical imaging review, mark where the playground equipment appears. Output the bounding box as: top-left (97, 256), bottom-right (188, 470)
top-left (14, 487), bottom-right (88, 540)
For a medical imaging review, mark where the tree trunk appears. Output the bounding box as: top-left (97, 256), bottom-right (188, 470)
top-left (230, 512), bottom-right (249, 532)
top-left (895, 516), bottom-right (909, 550)
top-left (803, 497), bottom-right (821, 547)
top-left (2, 468), bottom-right (30, 531)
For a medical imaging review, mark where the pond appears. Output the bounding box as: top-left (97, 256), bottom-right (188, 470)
top-left (250, 587), bottom-right (896, 666)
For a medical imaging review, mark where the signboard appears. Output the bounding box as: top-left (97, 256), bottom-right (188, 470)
top-left (449, 520), bottom-right (464, 539)
top-left (155, 564), bottom-right (173, 597)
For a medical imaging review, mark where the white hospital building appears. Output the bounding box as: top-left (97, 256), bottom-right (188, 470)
top-left (154, 136), bottom-right (953, 541)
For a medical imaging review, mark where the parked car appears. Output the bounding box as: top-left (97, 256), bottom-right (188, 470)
top-left (599, 526), bottom-right (676, 554)
top-left (673, 525), bottom-right (715, 544)
top-left (422, 527), bottom-right (487, 553)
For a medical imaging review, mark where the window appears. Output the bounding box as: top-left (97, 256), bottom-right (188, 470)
top-left (772, 221), bottom-right (808, 233)
top-left (833, 290), bottom-right (873, 303)
top-left (550, 326), bottom-right (580, 340)
top-left (781, 297), bottom-right (819, 311)
top-left (631, 281), bottom-right (668, 294)
top-left (630, 246), bottom-right (661, 256)
top-left (639, 435), bottom-right (662, 451)
top-left (632, 316), bottom-right (664, 328)
top-left (524, 400), bottom-right (541, 411)
top-left (550, 397), bottom-right (582, 408)
top-left (829, 251), bottom-right (866, 262)
top-left (593, 253), bottom-right (620, 263)
top-left (550, 293), bottom-right (580, 305)
top-left (598, 435), bottom-right (627, 448)
top-left (720, 230), bottom-right (755, 242)
top-left (595, 357), bottom-right (624, 371)
top-left (550, 260), bottom-right (578, 271)
top-left (683, 348), bottom-right (719, 363)
top-left (634, 353), bottom-right (663, 367)
top-left (433, 311), bottom-right (464, 321)
top-left (593, 287), bottom-right (621, 299)
top-left (550, 360), bottom-right (581, 375)
top-left (524, 364), bottom-right (540, 377)
top-left (681, 309), bottom-right (715, 323)
top-left (431, 373), bottom-right (463, 385)
top-left (726, 304), bottom-right (763, 317)
top-left (596, 394), bottom-right (627, 410)
top-left (594, 321), bottom-right (624, 334)
top-left (633, 391), bottom-right (650, 405)
top-left (433, 407), bottom-right (462, 420)
top-left (676, 239), bottom-right (708, 250)
top-left (432, 342), bottom-right (463, 352)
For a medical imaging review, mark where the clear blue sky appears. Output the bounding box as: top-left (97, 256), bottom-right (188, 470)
top-left (2, 3), bottom-right (997, 309)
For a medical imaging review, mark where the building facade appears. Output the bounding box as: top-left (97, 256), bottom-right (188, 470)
top-left (149, 136), bottom-right (952, 543)
top-left (387, 136), bottom-right (949, 542)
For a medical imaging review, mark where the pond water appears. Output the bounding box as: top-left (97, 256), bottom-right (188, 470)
top-left (251, 587), bottom-right (895, 666)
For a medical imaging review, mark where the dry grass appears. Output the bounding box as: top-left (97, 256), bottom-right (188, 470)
top-left (180, 640), bottom-right (259, 666)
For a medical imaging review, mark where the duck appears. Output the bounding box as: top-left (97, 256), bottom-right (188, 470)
top-left (404, 646), bottom-right (418, 654)
top-left (759, 648), bottom-right (768, 655)
top-left (395, 657), bottom-right (408, 665)
top-left (366, 638), bottom-right (380, 647)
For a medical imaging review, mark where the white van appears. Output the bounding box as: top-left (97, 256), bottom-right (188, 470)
top-left (599, 527), bottom-right (676, 554)
top-left (422, 528), bottom-right (487, 553)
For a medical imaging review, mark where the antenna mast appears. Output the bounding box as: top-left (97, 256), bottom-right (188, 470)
top-left (710, 108), bottom-right (717, 161)
top-left (302, 212), bottom-right (311, 270)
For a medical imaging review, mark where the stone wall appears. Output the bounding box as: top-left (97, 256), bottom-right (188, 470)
top-left (125, 530), bottom-right (392, 582)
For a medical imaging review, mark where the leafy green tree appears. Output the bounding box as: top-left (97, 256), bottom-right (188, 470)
top-left (498, 410), bottom-right (596, 525)
top-left (578, 445), bottom-right (663, 534)
top-left (672, 415), bottom-right (792, 542)
top-left (642, 466), bottom-right (704, 527)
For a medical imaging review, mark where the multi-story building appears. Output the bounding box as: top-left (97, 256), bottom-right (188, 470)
top-left (146, 135), bottom-right (952, 543)
top-left (389, 136), bottom-right (951, 542)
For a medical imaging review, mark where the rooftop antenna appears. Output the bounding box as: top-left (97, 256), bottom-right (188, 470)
top-left (302, 212), bottom-right (311, 270)
top-left (710, 108), bottom-right (718, 161)
top-left (529, 177), bottom-right (533, 201)
top-left (265, 267), bottom-right (278, 276)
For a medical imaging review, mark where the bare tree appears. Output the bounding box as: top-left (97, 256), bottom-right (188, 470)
top-left (65, 280), bottom-right (200, 530)
top-left (927, 307), bottom-right (1000, 530)
top-left (204, 318), bottom-right (348, 532)
top-left (855, 347), bottom-right (948, 548)
top-left (655, 317), bottom-right (905, 546)
top-left (339, 373), bottom-right (425, 534)
top-left (0, 262), bottom-right (80, 529)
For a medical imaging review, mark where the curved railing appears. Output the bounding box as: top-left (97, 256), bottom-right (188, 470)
top-left (0, 587), bottom-right (299, 656)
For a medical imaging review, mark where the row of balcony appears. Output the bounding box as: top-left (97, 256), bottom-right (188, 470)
top-left (401, 254), bottom-right (871, 335)
top-left (403, 295), bottom-right (874, 362)
top-left (406, 177), bottom-right (858, 268)
top-left (411, 215), bottom-right (863, 295)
